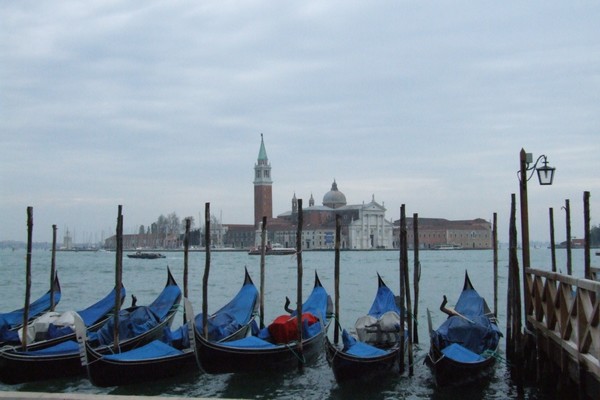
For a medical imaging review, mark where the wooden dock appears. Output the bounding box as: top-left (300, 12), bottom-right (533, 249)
top-left (524, 268), bottom-right (600, 398)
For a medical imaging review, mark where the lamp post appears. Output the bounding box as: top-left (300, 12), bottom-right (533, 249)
top-left (518, 148), bottom-right (556, 315)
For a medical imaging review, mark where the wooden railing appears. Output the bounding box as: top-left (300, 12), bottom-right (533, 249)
top-left (525, 268), bottom-right (600, 380)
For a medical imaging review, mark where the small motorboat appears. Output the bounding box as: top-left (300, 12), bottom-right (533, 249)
top-left (248, 243), bottom-right (296, 256)
top-left (127, 251), bottom-right (166, 259)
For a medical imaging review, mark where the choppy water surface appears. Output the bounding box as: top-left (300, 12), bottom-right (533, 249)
top-left (0, 248), bottom-right (588, 399)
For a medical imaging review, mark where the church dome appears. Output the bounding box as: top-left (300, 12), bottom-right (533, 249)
top-left (323, 180), bottom-right (347, 209)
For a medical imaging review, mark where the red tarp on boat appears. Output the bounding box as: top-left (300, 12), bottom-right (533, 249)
top-left (268, 313), bottom-right (318, 343)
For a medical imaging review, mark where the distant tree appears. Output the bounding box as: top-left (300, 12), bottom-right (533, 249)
top-left (156, 215), bottom-right (168, 234)
top-left (166, 212), bottom-right (180, 234)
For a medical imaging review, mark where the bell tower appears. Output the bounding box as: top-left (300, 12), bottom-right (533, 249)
top-left (254, 134), bottom-right (273, 227)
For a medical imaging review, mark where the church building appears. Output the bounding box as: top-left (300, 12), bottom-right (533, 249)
top-left (224, 135), bottom-right (395, 250)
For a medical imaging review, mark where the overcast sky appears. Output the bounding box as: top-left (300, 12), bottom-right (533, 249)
top-left (1, 1), bottom-right (599, 244)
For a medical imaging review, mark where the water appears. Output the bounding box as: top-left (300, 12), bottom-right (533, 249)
top-left (0, 247), bottom-right (589, 399)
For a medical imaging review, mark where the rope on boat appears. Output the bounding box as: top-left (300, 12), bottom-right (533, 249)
top-left (285, 342), bottom-right (307, 364)
top-left (481, 349), bottom-right (511, 366)
top-left (405, 309), bottom-right (418, 325)
top-left (407, 352), bottom-right (428, 369)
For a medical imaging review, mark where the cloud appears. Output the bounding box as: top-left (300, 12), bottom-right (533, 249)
top-left (1, 1), bottom-right (599, 243)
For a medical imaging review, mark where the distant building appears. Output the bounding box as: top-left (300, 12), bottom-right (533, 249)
top-left (224, 137), bottom-right (394, 250)
top-left (396, 217), bottom-right (493, 249)
top-left (254, 134), bottom-right (273, 228)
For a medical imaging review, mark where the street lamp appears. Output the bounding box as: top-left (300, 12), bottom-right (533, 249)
top-left (534, 156), bottom-right (556, 186)
top-left (520, 153), bottom-right (556, 186)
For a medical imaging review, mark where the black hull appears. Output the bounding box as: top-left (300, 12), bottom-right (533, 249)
top-left (84, 316), bottom-right (253, 387)
top-left (0, 349), bottom-right (82, 384)
top-left (425, 343), bottom-right (497, 387)
top-left (196, 326), bottom-right (326, 374)
top-left (85, 345), bottom-right (197, 387)
top-left (325, 336), bottom-right (400, 383)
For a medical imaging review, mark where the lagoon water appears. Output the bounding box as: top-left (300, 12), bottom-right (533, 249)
top-left (0, 247), bottom-right (590, 399)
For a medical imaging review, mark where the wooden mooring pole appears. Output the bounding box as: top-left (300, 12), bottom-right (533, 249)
top-left (202, 202), bottom-right (210, 339)
top-left (402, 208), bottom-right (414, 375)
top-left (333, 214), bottom-right (341, 345)
top-left (113, 205), bottom-right (123, 350)
top-left (398, 205), bottom-right (406, 374)
top-left (259, 216), bottom-right (267, 329)
top-left (23, 207), bottom-right (33, 352)
top-left (398, 205), bottom-right (413, 374)
top-left (412, 213), bottom-right (420, 345)
top-left (507, 194), bottom-right (524, 394)
top-left (183, 218), bottom-right (190, 323)
top-left (564, 199), bottom-right (572, 275)
top-left (549, 207), bottom-right (557, 272)
top-left (584, 191), bottom-right (591, 280)
top-left (493, 212), bottom-right (498, 317)
top-left (296, 199), bottom-right (304, 370)
top-left (50, 224), bottom-right (57, 311)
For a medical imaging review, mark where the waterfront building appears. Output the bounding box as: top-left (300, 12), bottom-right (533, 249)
top-left (398, 217), bottom-right (493, 249)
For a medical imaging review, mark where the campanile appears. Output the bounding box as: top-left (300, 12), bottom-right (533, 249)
top-left (253, 134), bottom-right (273, 227)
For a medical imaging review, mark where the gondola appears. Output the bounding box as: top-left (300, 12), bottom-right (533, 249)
top-left (325, 274), bottom-right (403, 382)
top-left (76, 268), bottom-right (259, 387)
top-left (0, 273), bottom-right (61, 344)
top-left (426, 271), bottom-right (502, 386)
top-left (195, 271), bottom-right (332, 374)
top-left (0, 268), bottom-right (181, 384)
top-left (0, 284), bottom-right (125, 348)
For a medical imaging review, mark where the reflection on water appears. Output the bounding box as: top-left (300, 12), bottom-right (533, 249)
top-left (0, 248), bottom-right (588, 399)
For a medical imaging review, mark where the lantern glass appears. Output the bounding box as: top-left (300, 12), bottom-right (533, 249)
top-left (536, 165), bottom-right (555, 185)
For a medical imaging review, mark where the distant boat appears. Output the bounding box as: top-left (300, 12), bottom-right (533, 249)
top-left (127, 252), bottom-right (165, 259)
top-left (248, 243), bottom-right (296, 256)
top-left (433, 244), bottom-right (463, 250)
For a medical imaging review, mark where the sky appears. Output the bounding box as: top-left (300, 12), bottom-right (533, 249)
top-left (1, 1), bottom-right (599, 245)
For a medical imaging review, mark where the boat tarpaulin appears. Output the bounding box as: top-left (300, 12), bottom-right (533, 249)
top-left (194, 277), bottom-right (258, 342)
top-left (91, 307), bottom-right (159, 346)
top-left (440, 343), bottom-right (485, 363)
top-left (103, 339), bottom-right (183, 361)
top-left (268, 313), bottom-right (319, 344)
top-left (342, 329), bottom-right (387, 358)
